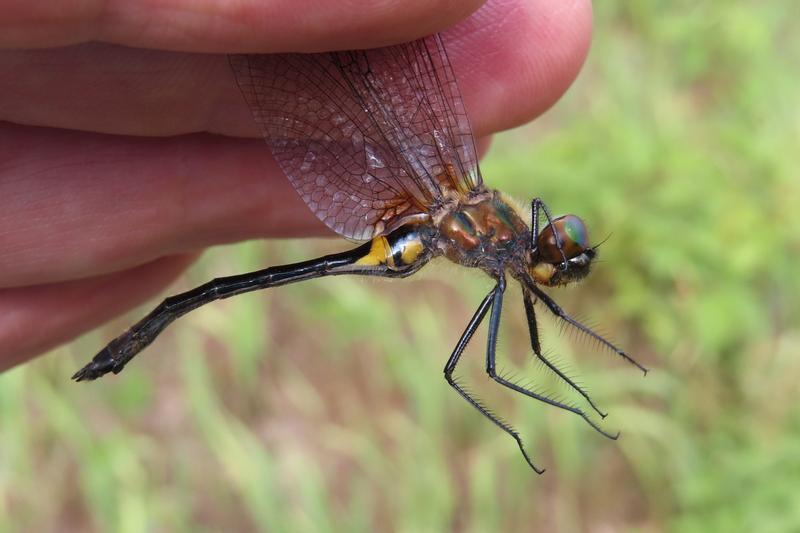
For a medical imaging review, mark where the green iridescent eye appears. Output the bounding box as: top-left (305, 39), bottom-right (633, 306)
top-left (537, 215), bottom-right (590, 264)
top-left (562, 215), bottom-right (588, 249)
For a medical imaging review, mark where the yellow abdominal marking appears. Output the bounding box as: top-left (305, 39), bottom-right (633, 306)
top-left (355, 232), bottom-right (425, 269)
top-left (356, 237), bottom-right (391, 266)
top-left (400, 240), bottom-right (424, 265)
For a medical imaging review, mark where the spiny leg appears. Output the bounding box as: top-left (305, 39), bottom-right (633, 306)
top-left (524, 281), bottom-right (649, 376)
top-left (485, 276), bottom-right (619, 440)
top-left (523, 290), bottom-right (608, 418)
top-left (443, 285), bottom-right (545, 474)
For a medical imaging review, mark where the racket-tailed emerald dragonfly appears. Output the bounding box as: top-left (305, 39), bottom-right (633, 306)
top-left (73, 34), bottom-right (647, 472)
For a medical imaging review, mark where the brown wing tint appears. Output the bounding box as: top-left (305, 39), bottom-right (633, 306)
top-left (229, 35), bottom-right (484, 241)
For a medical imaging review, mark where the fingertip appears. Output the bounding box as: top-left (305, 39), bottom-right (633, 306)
top-left (445, 0), bottom-right (593, 136)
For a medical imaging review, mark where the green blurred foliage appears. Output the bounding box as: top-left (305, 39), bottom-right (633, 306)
top-left (2, 2), bottom-right (799, 531)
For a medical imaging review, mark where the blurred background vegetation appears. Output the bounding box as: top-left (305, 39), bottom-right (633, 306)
top-left (2, 1), bottom-right (799, 531)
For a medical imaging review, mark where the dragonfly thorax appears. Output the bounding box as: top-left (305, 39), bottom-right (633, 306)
top-left (436, 192), bottom-right (530, 273)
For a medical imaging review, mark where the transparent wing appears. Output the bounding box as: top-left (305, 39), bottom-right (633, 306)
top-left (229, 34), bottom-right (484, 241)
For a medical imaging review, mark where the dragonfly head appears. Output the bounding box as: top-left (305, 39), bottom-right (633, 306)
top-left (528, 214), bottom-right (596, 287)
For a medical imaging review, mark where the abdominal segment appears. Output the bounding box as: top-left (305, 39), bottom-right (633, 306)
top-left (355, 225), bottom-right (427, 271)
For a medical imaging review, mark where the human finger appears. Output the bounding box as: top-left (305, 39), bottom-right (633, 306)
top-left (0, 0), bottom-right (484, 53)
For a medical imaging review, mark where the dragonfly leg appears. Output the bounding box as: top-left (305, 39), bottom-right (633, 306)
top-left (522, 289), bottom-right (608, 418)
top-left (530, 197), bottom-right (568, 268)
top-left (485, 276), bottom-right (619, 440)
top-left (524, 282), bottom-right (649, 376)
top-left (443, 283), bottom-right (545, 474)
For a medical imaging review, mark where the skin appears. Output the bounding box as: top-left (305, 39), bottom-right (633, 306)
top-left (0, 0), bottom-right (593, 370)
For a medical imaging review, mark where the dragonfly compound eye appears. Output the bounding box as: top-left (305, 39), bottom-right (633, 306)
top-left (537, 214), bottom-right (589, 264)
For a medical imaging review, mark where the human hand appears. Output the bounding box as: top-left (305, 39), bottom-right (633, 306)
top-left (0, 0), bottom-right (592, 370)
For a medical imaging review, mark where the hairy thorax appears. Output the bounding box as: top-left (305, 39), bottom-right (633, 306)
top-left (434, 191), bottom-right (530, 274)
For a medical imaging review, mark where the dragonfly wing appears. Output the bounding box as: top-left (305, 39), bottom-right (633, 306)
top-left (230, 35), bottom-right (484, 241)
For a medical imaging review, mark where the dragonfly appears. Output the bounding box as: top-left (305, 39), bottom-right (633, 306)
top-left (73, 34), bottom-right (647, 472)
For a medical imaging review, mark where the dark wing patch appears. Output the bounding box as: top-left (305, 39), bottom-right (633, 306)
top-left (230, 35), bottom-right (483, 241)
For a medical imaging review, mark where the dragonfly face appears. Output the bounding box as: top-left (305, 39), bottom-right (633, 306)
top-left (528, 214), bottom-right (597, 287)
top-left (74, 33), bottom-right (647, 474)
